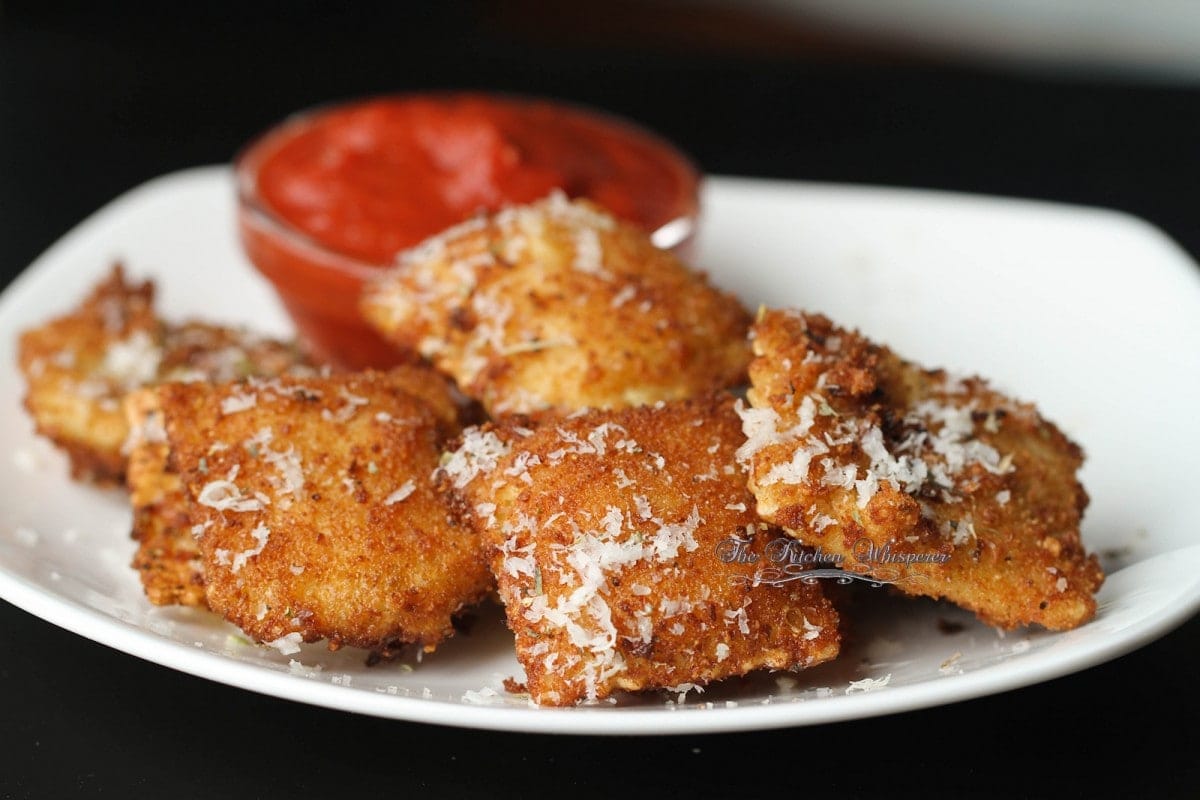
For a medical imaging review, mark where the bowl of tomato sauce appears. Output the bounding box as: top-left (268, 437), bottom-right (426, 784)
top-left (235, 93), bottom-right (702, 368)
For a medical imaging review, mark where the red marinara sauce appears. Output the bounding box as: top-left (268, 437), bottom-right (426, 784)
top-left (236, 94), bottom-right (701, 368)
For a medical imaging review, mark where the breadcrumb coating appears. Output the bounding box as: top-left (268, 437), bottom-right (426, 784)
top-left (157, 368), bottom-right (491, 653)
top-left (125, 388), bottom-right (206, 606)
top-left (739, 309), bottom-right (1103, 630)
top-left (17, 265), bottom-right (313, 484)
top-left (361, 193), bottom-right (750, 416)
top-left (448, 394), bottom-right (840, 705)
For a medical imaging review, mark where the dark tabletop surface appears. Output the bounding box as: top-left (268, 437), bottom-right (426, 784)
top-left (1, 3), bottom-right (1197, 798)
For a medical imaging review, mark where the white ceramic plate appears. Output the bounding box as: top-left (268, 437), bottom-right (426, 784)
top-left (1, 167), bottom-right (1197, 735)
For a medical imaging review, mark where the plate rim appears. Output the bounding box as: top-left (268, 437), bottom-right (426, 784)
top-left (4, 547), bottom-right (1197, 735)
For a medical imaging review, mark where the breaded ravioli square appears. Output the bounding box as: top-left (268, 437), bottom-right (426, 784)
top-left (739, 309), bottom-right (1104, 631)
top-left (158, 368), bottom-right (491, 653)
top-left (361, 193), bottom-right (751, 416)
top-left (17, 265), bottom-right (314, 484)
top-left (125, 363), bottom-right (464, 610)
top-left (446, 395), bottom-right (840, 706)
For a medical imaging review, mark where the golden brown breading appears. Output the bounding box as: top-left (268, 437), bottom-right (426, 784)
top-left (159, 369), bottom-right (491, 653)
top-left (361, 194), bottom-right (751, 416)
top-left (18, 266), bottom-right (158, 483)
top-left (125, 361), bottom-right (462, 610)
top-left (125, 388), bottom-right (206, 607)
top-left (739, 309), bottom-right (1103, 631)
top-left (447, 395), bottom-right (840, 706)
top-left (17, 265), bottom-right (314, 484)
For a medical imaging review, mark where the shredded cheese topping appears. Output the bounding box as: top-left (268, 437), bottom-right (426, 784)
top-left (737, 365), bottom-right (1014, 535)
top-left (100, 330), bottom-right (162, 389)
top-left (384, 480), bottom-right (417, 505)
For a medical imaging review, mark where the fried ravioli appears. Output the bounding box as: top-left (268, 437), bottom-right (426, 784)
top-left (738, 309), bottom-right (1103, 631)
top-left (158, 369), bottom-right (491, 653)
top-left (18, 266), bottom-right (158, 482)
top-left (17, 265), bottom-right (313, 484)
top-left (361, 194), bottom-right (751, 416)
top-left (446, 395), bottom-right (840, 706)
top-left (126, 361), bottom-right (465, 610)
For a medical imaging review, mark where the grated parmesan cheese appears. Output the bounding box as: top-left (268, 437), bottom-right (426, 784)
top-left (196, 472), bottom-right (266, 513)
top-left (741, 378), bottom-right (1016, 513)
top-left (384, 480), bottom-right (417, 505)
top-left (321, 386), bottom-right (370, 422)
top-left (724, 604), bottom-right (751, 636)
top-left (230, 523), bottom-right (270, 573)
top-left (100, 330), bottom-right (161, 389)
top-left (573, 228), bottom-right (608, 276)
top-left (244, 428), bottom-right (304, 501)
top-left (610, 285), bottom-right (637, 308)
top-left (845, 673), bottom-right (892, 694)
top-left (266, 632), bottom-right (302, 655)
top-left (220, 391), bottom-right (257, 415)
top-left (462, 687), bottom-right (500, 705)
top-left (442, 428), bottom-right (511, 488)
top-left (288, 659), bottom-right (322, 677)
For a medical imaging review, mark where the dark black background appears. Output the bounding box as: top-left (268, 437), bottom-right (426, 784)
top-left (2, 3), bottom-right (1197, 798)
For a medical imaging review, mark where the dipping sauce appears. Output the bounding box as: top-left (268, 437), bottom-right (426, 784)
top-left (236, 94), bottom-right (701, 368)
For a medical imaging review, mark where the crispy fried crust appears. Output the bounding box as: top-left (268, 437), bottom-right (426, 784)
top-left (158, 369), bottom-right (491, 652)
top-left (18, 266), bottom-right (158, 483)
top-left (17, 265), bottom-right (314, 484)
top-left (125, 388), bottom-right (206, 606)
top-left (125, 362), bottom-right (462, 610)
top-left (739, 309), bottom-right (1103, 631)
top-left (447, 394), bottom-right (840, 706)
top-left (361, 194), bottom-right (751, 416)
top-left (159, 322), bottom-right (313, 384)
